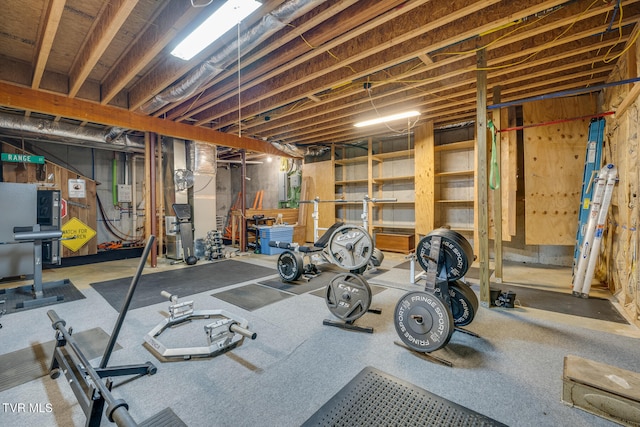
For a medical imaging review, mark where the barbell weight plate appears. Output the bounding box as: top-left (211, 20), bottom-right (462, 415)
top-left (277, 250), bottom-right (303, 282)
top-left (454, 280), bottom-right (479, 314)
top-left (433, 280), bottom-right (478, 327)
top-left (370, 248), bottom-right (384, 267)
top-left (416, 228), bottom-right (474, 281)
top-left (325, 272), bottom-right (372, 322)
top-left (394, 291), bottom-right (454, 353)
top-left (327, 224), bottom-right (373, 271)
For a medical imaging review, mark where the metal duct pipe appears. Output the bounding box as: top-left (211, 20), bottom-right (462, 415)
top-left (0, 112), bottom-right (145, 153)
top-left (188, 141), bottom-right (217, 175)
top-left (139, 0), bottom-right (321, 114)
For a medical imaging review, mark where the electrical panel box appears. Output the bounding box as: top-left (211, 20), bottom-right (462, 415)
top-left (117, 184), bottom-right (132, 203)
top-left (290, 173), bottom-right (300, 188)
top-left (278, 171), bottom-right (288, 202)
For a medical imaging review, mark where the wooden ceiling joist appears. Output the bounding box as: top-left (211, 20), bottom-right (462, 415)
top-left (0, 81), bottom-right (286, 156)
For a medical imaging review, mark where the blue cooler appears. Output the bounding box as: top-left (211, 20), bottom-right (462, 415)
top-left (259, 225), bottom-right (293, 255)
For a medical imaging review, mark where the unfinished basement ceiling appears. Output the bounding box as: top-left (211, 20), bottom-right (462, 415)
top-left (0, 0), bottom-right (637, 158)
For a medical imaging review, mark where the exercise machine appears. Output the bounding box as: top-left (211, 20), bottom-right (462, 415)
top-left (171, 203), bottom-right (198, 265)
top-left (272, 195), bottom-right (389, 282)
top-left (47, 236), bottom-right (158, 426)
top-left (1, 183), bottom-right (66, 309)
top-left (10, 225), bottom-right (67, 308)
top-left (144, 291), bottom-right (257, 360)
top-left (393, 228), bottom-right (479, 366)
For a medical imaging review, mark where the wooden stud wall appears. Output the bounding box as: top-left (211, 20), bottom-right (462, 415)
top-left (523, 95), bottom-right (596, 245)
top-left (414, 121), bottom-right (435, 237)
top-left (1, 142), bottom-right (98, 257)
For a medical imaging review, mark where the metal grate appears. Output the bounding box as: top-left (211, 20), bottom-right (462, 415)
top-left (303, 367), bottom-right (506, 427)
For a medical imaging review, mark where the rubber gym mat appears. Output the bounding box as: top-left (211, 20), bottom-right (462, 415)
top-left (391, 260), bottom-right (413, 270)
top-left (309, 284), bottom-right (388, 299)
top-left (0, 279), bottom-right (85, 314)
top-left (258, 273), bottom-right (338, 295)
top-left (302, 366), bottom-right (506, 426)
top-left (212, 283), bottom-right (293, 311)
top-left (139, 407), bottom-right (187, 427)
top-left (0, 327), bottom-right (120, 393)
top-left (489, 284), bottom-right (629, 324)
top-left (90, 259), bottom-right (276, 311)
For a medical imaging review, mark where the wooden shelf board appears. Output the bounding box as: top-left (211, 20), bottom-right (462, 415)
top-left (449, 227), bottom-right (474, 232)
top-left (434, 139), bottom-right (475, 152)
top-left (372, 223), bottom-right (415, 229)
top-left (335, 179), bottom-right (369, 185)
top-left (372, 149), bottom-right (414, 161)
top-left (436, 199), bottom-right (475, 203)
top-left (334, 155), bottom-right (368, 165)
top-left (373, 175), bottom-right (414, 183)
top-left (372, 200), bottom-right (414, 205)
top-left (435, 170), bottom-right (474, 177)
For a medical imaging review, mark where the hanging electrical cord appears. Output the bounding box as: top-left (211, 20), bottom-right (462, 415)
top-left (96, 193), bottom-right (143, 243)
top-left (365, 84), bottom-right (420, 135)
top-left (238, 21), bottom-right (242, 137)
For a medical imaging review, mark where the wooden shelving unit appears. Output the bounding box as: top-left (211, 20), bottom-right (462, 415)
top-left (433, 139), bottom-right (476, 237)
top-left (333, 138), bottom-right (416, 252)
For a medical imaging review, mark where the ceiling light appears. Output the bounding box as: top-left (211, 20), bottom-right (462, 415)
top-left (171, 0), bottom-right (262, 61)
top-left (354, 110), bottom-right (420, 128)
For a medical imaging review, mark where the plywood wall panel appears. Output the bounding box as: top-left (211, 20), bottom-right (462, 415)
top-left (1, 142), bottom-right (98, 257)
top-left (302, 159), bottom-right (334, 243)
top-left (523, 95), bottom-right (596, 245)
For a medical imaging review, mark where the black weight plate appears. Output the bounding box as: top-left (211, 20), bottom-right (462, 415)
top-left (454, 280), bottom-right (479, 314)
top-left (433, 280), bottom-right (478, 327)
top-left (416, 228), bottom-right (474, 280)
top-left (394, 291), bottom-right (454, 353)
top-left (325, 273), bottom-right (372, 322)
top-left (277, 251), bottom-right (303, 282)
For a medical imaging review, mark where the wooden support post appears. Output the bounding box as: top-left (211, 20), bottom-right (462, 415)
top-left (156, 135), bottom-right (163, 263)
top-left (240, 150), bottom-right (246, 252)
top-left (367, 137), bottom-right (373, 236)
top-left (476, 49), bottom-right (490, 306)
top-left (492, 86), bottom-right (503, 282)
top-left (149, 132), bottom-right (158, 267)
top-left (144, 132), bottom-right (151, 263)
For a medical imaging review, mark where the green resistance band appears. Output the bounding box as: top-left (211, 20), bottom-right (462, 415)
top-left (488, 120), bottom-right (500, 190)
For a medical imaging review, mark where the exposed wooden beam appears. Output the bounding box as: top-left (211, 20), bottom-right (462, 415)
top-left (192, 0), bottom-right (569, 130)
top-left (162, 0), bottom-right (409, 121)
top-left (0, 82), bottom-right (287, 156)
top-left (127, 0), bottom-right (285, 111)
top-left (100, 0), bottom-right (218, 105)
top-left (68, 0), bottom-right (139, 98)
top-left (417, 53), bottom-right (433, 65)
top-left (32, 0), bottom-right (66, 89)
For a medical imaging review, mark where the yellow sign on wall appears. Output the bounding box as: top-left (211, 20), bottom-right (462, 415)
top-left (61, 217), bottom-right (97, 252)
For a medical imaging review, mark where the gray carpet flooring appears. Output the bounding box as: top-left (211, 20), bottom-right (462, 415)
top-left (0, 327), bottom-right (118, 393)
top-left (0, 256), bottom-right (638, 427)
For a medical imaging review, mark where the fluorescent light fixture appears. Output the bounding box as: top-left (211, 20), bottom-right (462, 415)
top-left (171, 0), bottom-right (261, 61)
top-left (354, 110), bottom-right (420, 128)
